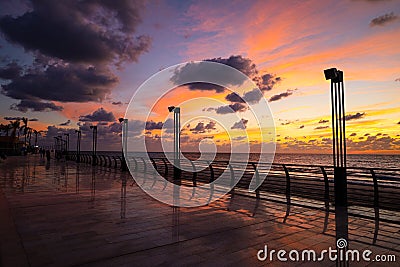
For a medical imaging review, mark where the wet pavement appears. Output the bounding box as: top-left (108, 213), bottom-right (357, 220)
top-left (0, 155), bottom-right (399, 266)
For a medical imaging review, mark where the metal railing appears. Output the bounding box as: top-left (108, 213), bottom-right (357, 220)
top-left (67, 152), bottom-right (400, 212)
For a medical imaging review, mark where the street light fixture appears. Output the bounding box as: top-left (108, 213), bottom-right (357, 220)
top-left (168, 106), bottom-right (181, 181)
top-left (324, 67), bottom-right (348, 259)
top-left (75, 130), bottom-right (81, 163)
top-left (119, 118), bottom-right (128, 171)
top-left (90, 125), bottom-right (97, 166)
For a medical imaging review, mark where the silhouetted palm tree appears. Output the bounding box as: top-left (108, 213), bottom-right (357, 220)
top-left (9, 120), bottom-right (20, 138)
top-left (7, 119), bottom-right (20, 153)
top-left (21, 117), bottom-right (29, 145)
top-left (33, 129), bottom-right (41, 147)
top-left (0, 124), bottom-right (11, 136)
top-left (27, 127), bottom-right (33, 147)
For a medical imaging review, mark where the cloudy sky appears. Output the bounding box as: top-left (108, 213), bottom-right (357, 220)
top-left (0, 0), bottom-right (399, 153)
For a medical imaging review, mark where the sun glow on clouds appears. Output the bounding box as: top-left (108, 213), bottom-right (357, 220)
top-left (1, 0), bottom-right (399, 153)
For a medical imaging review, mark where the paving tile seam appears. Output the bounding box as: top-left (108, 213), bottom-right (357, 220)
top-left (64, 213), bottom-right (301, 266)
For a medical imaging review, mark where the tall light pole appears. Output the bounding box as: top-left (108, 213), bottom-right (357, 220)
top-left (90, 125), bottom-right (97, 166)
top-left (64, 133), bottom-right (70, 160)
top-left (324, 68), bottom-right (348, 265)
top-left (54, 136), bottom-right (59, 156)
top-left (118, 118), bottom-right (128, 171)
top-left (75, 130), bottom-right (81, 163)
top-left (168, 106), bottom-right (181, 181)
top-left (58, 135), bottom-right (64, 153)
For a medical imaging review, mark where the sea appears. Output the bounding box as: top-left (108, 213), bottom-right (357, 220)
top-left (92, 152), bottom-right (400, 169)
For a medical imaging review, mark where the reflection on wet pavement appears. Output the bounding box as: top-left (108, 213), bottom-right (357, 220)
top-left (0, 155), bottom-right (399, 266)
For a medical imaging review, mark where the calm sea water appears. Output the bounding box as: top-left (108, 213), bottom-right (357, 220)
top-left (93, 151), bottom-right (400, 169)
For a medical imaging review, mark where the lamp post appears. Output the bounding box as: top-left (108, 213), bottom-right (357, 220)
top-left (118, 118), bottom-right (128, 171)
top-left (57, 135), bottom-right (63, 153)
top-left (324, 68), bottom-right (348, 265)
top-left (64, 133), bottom-right (70, 160)
top-left (75, 130), bottom-right (81, 163)
top-left (53, 136), bottom-right (59, 157)
top-left (324, 68), bottom-right (347, 205)
top-left (168, 106), bottom-right (181, 181)
top-left (90, 125), bottom-right (97, 166)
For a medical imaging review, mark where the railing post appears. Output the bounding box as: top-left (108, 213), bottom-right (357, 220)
top-left (190, 160), bottom-right (197, 187)
top-left (161, 158), bottom-right (168, 177)
top-left (150, 158), bottom-right (157, 175)
top-left (140, 157), bottom-right (147, 174)
top-left (107, 156), bottom-right (112, 168)
top-left (370, 169), bottom-right (380, 244)
top-left (282, 164), bottom-right (291, 204)
top-left (228, 163), bottom-right (235, 196)
top-left (320, 166), bottom-right (330, 206)
top-left (370, 169), bottom-right (379, 208)
top-left (207, 161), bottom-right (214, 203)
top-left (132, 157), bottom-right (138, 172)
top-left (251, 162), bottom-right (261, 216)
top-left (251, 163), bottom-right (260, 199)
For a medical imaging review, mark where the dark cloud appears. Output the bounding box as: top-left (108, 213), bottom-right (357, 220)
top-left (350, 133), bottom-right (357, 136)
top-left (224, 88), bottom-right (264, 105)
top-left (0, 1), bottom-right (151, 65)
top-left (188, 82), bottom-right (225, 93)
top-left (144, 118), bottom-right (174, 131)
top-left (0, 62), bottom-right (22, 80)
top-left (314, 126), bottom-right (329, 130)
top-left (109, 122), bottom-right (122, 133)
top-left (202, 107), bottom-right (215, 112)
top-left (253, 73), bottom-right (282, 92)
top-left (210, 56), bottom-right (281, 92)
top-left (231, 119), bottom-right (248, 130)
top-left (4, 116), bottom-right (22, 120)
top-left (398, 121), bottom-right (400, 124)
top-left (79, 108), bottom-right (115, 122)
top-left (59, 120), bottom-right (71, 126)
top-left (145, 120), bottom-right (163, 130)
top-left (395, 78), bottom-right (400, 82)
top-left (207, 55), bottom-right (258, 77)
top-left (1, 63), bottom-right (118, 103)
top-left (214, 103), bottom-right (247, 114)
top-left (41, 122), bottom-right (124, 151)
top-left (281, 121), bottom-right (292, 126)
top-left (112, 101), bottom-right (123, 106)
top-left (319, 119), bottom-right (329, 123)
top-left (269, 89), bottom-right (296, 102)
top-left (345, 112), bottom-right (365, 121)
top-left (190, 121), bottom-right (217, 134)
top-left (0, 1), bottom-right (150, 111)
top-left (370, 12), bottom-right (398, 27)
top-left (299, 125), bottom-right (304, 129)
top-left (242, 88), bottom-right (264, 104)
top-left (10, 100), bottom-right (63, 112)
top-left (233, 136), bottom-right (247, 141)
top-left (225, 91), bottom-right (245, 103)
top-left (29, 118), bottom-right (38, 121)
top-left (170, 55), bottom-right (280, 94)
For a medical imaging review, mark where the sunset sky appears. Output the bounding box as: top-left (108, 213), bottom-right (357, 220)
top-left (0, 0), bottom-right (399, 153)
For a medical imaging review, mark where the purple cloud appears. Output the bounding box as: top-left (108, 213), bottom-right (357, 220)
top-left (79, 108), bottom-right (115, 122)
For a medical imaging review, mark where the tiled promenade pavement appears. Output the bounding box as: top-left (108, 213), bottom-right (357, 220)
top-left (0, 155), bottom-right (399, 266)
